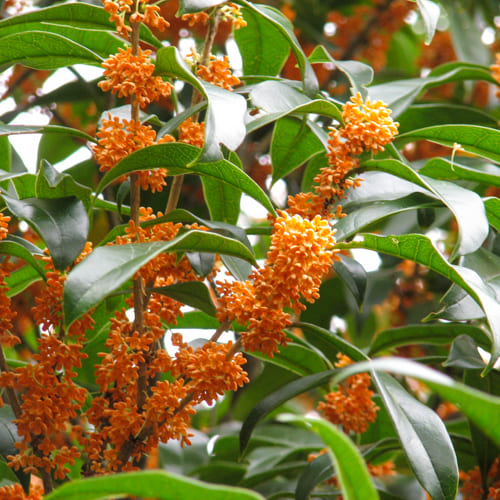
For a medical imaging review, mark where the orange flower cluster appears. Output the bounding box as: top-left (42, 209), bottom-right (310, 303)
top-left (197, 55), bottom-right (241, 91)
top-left (288, 92), bottom-right (398, 220)
top-left (326, 0), bottom-right (414, 72)
top-left (460, 456), bottom-right (500, 500)
top-left (103, 0), bottom-right (169, 36)
top-left (181, 2), bottom-right (246, 30)
top-left (217, 211), bottom-right (338, 356)
top-left (318, 354), bottom-right (379, 434)
top-left (91, 114), bottom-right (175, 192)
top-left (0, 482), bottom-right (43, 500)
top-left (179, 117), bottom-right (205, 148)
top-left (99, 47), bottom-right (173, 108)
top-left (172, 334), bottom-right (248, 405)
top-left (491, 54), bottom-right (500, 99)
top-left (0, 247), bottom-right (95, 480)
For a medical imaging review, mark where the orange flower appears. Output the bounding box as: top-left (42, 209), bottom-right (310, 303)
top-left (0, 482), bottom-right (43, 500)
top-left (172, 336), bottom-right (249, 404)
top-left (91, 115), bottom-right (171, 192)
top-left (130, 3), bottom-right (170, 32)
top-left (179, 117), bottom-right (205, 148)
top-left (217, 211), bottom-right (338, 356)
top-left (0, 213), bottom-right (9, 241)
top-left (103, 0), bottom-right (133, 35)
top-left (181, 11), bottom-right (209, 27)
top-left (341, 92), bottom-right (399, 154)
top-left (197, 55), bottom-right (240, 91)
top-left (220, 2), bottom-right (246, 29)
top-left (99, 47), bottom-right (173, 108)
top-left (318, 354), bottom-right (379, 434)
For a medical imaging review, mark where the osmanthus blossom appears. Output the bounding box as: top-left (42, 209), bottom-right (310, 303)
top-left (317, 354), bottom-right (379, 434)
top-left (217, 211), bottom-right (339, 356)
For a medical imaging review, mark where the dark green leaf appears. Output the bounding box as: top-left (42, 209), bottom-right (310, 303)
top-left (333, 254), bottom-right (367, 308)
top-left (5, 265), bottom-right (44, 297)
top-left (296, 452), bottom-right (334, 500)
top-left (0, 31), bottom-right (103, 71)
top-left (485, 198), bottom-right (500, 232)
top-left (234, 7), bottom-right (290, 77)
top-left (336, 233), bottom-right (500, 372)
top-left (64, 230), bottom-right (256, 328)
top-left (154, 46), bottom-right (246, 161)
top-left (96, 142), bottom-right (276, 217)
top-left (177, 0), bottom-right (223, 14)
top-left (150, 281), bottom-right (216, 317)
top-left (2, 194), bottom-right (88, 271)
top-left (308, 45), bottom-right (373, 99)
top-left (444, 335), bottom-right (486, 369)
top-left (419, 157), bottom-right (500, 188)
top-left (235, 1), bottom-right (318, 97)
top-left (370, 324), bottom-right (491, 356)
top-left (0, 236), bottom-right (46, 279)
top-left (271, 117), bottom-right (323, 182)
top-left (363, 159), bottom-right (489, 257)
top-left (373, 372), bottom-right (458, 500)
top-left (301, 417), bottom-right (379, 500)
top-left (239, 369), bottom-right (336, 455)
top-left (0, 124), bottom-right (95, 143)
top-left (44, 470), bottom-right (265, 500)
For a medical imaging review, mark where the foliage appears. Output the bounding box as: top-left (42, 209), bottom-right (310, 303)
top-left (0, 0), bottom-right (499, 499)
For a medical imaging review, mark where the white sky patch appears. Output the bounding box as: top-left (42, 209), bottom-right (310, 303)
top-left (226, 37), bottom-right (243, 75)
top-left (350, 248), bottom-right (382, 272)
top-left (55, 146), bottom-right (92, 171)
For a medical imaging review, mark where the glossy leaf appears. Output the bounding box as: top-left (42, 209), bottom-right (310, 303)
top-left (2, 194), bottom-right (88, 271)
top-left (419, 157), bottom-right (500, 188)
top-left (398, 124), bottom-right (500, 164)
top-left (308, 45), bottom-right (373, 98)
top-left (416, 0), bottom-right (440, 44)
top-left (370, 323), bottom-right (491, 356)
top-left (335, 358), bottom-right (500, 451)
top-left (333, 254), bottom-right (367, 308)
top-left (271, 117), bottom-right (324, 182)
top-left (485, 198), bottom-right (500, 232)
top-left (96, 142), bottom-right (276, 217)
top-left (234, 7), bottom-right (290, 77)
top-left (0, 236), bottom-right (46, 279)
top-left (363, 159), bottom-right (489, 257)
top-left (235, 0), bottom-right (318, 97)
top-left (0, 124), bottom-right (95, 143)
top-left (64, 230), bottom-right (256, 328)
top-left (151, 282), bottom-right (216, 317)
top-left (302, 417), bottom-right (379, 500)
top-left (177, 0), bottom-right (224, 14)
top-left (239, 369), bottom-right (336, 455)
top-left (336, 233), bottom-right (500, 372)
top-left (0, 31), bottom-right (104, 71)
top-left (295, 452), bottom-right (334, 500)
top-left (44, 470), bottom-right (265, 500)
top-left (5, 264), bottom-right (44, 297)
top-left (373, 372), bottom-right (458, 500)
top-left (154, 46), bottom-right (246, 161)
top-left (247, 81), bottom-right (341, 133)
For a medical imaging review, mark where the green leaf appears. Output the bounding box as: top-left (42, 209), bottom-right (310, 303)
top-left (369, 323), bottom-right (491, 356)
top-left (239, 369), bottom-right (336, 455)
top-left (44, 470), bottom-right (265, 500)
top-left (301, 417), bottom-right (379, 500)
top-left (295, 452), bottom-right (334, 500)
top-left (247, 81), bottom-right (341, 133)
top-left (363, 159), bottom-right (489, 257)
top-left (234, 7), bottom-right (290, 77)
top-left (308, 45), bottom-right (373, 99)
top-left (373, 372), bottom-right (458, 500)
top-left (0, 31), bottom-right (103, 71)
top-left (336, 233), bottom-right (500, 373)
top-left (177, 0), bottom-right (223, 14)
top-left (335, 357), bottom-right (500, 454)
top-left (398, 125), bottom-right (500, 165)
top-left (419, 157), bottom-right (500, 188)
top-left (2, 194), bottom-right (88, 271)
top-left (36, 160), bottom-right (92, 209)
top-left (485, 197), bottom-right (500, 232)
top-left (397, 104), bottom-right (497, 135)
top-left (154, 46), bottom-right (246, 161)
top-left (235, 1), bottom-right (318, 97)
top-left (0, 124), bottom-right (95, 143)
top-left (333, 255), bottom-right (367, 308)
top-left (370, 63), bottom-right (496, 117)
top-left (5, 264), bottom-right (44, 297)
top-left (201, 151), bottom-right (243, 225)
top-left (0, 236), bottom-right (46, 279)
top-left (64, 230), bottom-right (256, 328)
top-left (416, 0), bottom-right (440, 44)
top-left (336, 192), bottom-right (437, 242)
top-left (96, 142), bottom-right (276, 217)
top-left (151, 281), bottom-right (216, 317)
top-left (271, 117), bottom-right (323, 183)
